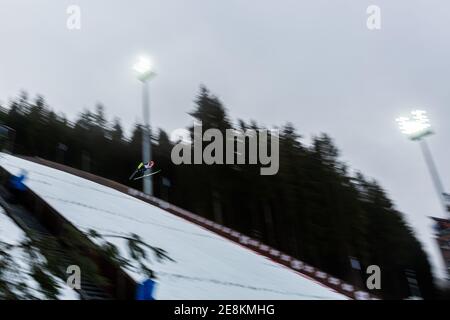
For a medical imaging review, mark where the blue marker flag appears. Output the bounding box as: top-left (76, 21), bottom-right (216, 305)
top-left (136, 279), bottom-right (156, 300)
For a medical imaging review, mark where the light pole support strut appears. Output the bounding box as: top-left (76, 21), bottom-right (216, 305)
top-left (419, 139), bottom-right (447, 216)
top-left (142, 80), bottom-right (153, 196)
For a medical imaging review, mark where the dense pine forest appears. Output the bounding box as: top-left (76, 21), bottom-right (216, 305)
top-left (0, 88), bottom-right (437, 299)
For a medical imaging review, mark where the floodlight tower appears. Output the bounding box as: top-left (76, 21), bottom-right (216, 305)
top-left (133, 56), bottom-right (156, 195)
top-left (396, 110), bottom-right (449, 217)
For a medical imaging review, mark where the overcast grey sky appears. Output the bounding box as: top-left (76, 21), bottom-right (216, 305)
top-left (1, 0), bottom-right (449, 280)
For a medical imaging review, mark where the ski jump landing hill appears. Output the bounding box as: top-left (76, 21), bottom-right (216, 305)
top-left (0, 153), bottom-right (373, 300)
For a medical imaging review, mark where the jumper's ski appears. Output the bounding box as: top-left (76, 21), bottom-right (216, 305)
top-left (129, 162), bottom-right (144, 180)
top-left (133, 170), bottom-right (162, 180)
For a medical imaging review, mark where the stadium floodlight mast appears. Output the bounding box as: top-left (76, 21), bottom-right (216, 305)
top-left (396, 110), bottom-right (450, 218)
top-left (133, 55), bottom-right (156, 195)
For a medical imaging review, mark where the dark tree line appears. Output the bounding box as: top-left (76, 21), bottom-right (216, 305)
top-left (0, 88), bottom-right (437, 299)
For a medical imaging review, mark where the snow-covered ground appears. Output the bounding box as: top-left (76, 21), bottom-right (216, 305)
top-left (0, 206), bottom-right (79, 299)
top-left (0, 153), bottom-right (346, 300)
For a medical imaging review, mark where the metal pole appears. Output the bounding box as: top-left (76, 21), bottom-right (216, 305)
top-left (419, 139), bottom-right (447, 217)
top-left (142, 80), bottom-right (153, 195)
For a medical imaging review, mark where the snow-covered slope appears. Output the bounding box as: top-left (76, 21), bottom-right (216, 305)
top-left (0, 206), bottom-right (79, 299)
top-left (0, 153), bottom-right (346, 300)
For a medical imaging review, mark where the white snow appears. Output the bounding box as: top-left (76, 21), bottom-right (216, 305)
top-left (0, 207), bottom-right (23, 247)
top-left (0, 153), bottom-right (346, 300)
top-left (0, 205), bottom-right (79, 300)
top-left (54, 276), bottom-right (80, 300)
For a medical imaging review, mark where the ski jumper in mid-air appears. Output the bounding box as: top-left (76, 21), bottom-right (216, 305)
top-left (129, 161), bottom-right (160, 180)
top-left (139, 161), bottom-right (154, 173)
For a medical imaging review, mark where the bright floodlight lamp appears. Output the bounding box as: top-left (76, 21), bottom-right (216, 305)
top-left (396, 110), bottom-right (433, 141)
top-left (397, 110), bottom-right (450, 219)
top-left (133, 56), bottom-right (155, 82)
